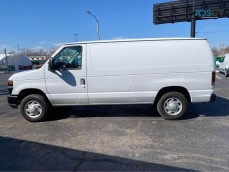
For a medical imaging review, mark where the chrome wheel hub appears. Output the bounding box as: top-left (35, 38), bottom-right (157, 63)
top-left (24, 100), bottom-right (42, 118)
top-left (164, 97), bottom-right (182, 116)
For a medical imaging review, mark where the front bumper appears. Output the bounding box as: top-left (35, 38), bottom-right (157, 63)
top-left (210, 93), bottom-right (216, 102)
top-left (8, 95), bottom-right (18, 108)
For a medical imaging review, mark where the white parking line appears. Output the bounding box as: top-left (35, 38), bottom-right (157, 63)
top-left (216, 75), bottom-right (221, 80)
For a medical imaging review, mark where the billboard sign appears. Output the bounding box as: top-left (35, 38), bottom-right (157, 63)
top-left (153, 0), bottom-right (229, 24)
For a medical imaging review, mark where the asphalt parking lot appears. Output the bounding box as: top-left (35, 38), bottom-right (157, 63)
top-left (0, 72), bottom-right (229, 171)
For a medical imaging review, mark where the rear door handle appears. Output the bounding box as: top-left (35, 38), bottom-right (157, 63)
top-left (80, 78), bottom-right (86, 88)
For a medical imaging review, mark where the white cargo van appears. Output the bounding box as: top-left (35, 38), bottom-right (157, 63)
top-left (7, 38), bottom-right (216, 122)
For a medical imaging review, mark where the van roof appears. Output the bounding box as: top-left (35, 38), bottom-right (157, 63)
top-left (65, 38), bottom-right (207, 45)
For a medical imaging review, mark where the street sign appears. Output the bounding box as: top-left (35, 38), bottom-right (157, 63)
top-left (153, 0), bottom-right (229, 24)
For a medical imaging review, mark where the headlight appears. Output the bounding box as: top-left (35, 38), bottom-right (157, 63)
top-left (8, 80), bottom-right (13, 86)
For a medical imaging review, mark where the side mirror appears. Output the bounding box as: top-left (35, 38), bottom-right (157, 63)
top-left (48, 57), bottom-right (55, 70)
top-left (48, 57), bottom-right (67, 71)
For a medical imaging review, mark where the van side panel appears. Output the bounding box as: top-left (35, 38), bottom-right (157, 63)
top-left (86, 40), bottom-right (214, 104)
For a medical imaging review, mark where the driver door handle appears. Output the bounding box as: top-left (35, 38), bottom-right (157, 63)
top-left (80, 78), bottom-right (86, 88)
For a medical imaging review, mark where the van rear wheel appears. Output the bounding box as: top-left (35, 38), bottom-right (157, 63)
top-left (157, 92), bottom-right (187, 120)
top-left (20, 94), bottom-right (49, 122)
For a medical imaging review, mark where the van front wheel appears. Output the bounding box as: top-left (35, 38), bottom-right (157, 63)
top-left (20, 94), bottom-right (49, 122)
top-left (157, 92), bottom-right (187, 120)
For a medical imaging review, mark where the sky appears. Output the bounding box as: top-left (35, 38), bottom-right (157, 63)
top-left (0, 0), bottom-right (229, 51)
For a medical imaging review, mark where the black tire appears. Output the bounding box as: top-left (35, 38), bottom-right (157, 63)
top-left (20, 94), bottom-right (49, 122)
top-left (157, 92), bottom-right (188, 120)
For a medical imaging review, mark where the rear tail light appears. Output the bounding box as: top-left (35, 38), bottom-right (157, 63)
top-left (212, 71), bottom-right (216, 85)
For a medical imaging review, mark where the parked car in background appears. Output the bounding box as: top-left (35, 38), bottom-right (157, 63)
top-left (219, 54), bottom-right (229, 77)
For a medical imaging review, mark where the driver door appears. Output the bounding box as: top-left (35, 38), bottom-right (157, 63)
top-left (45, 45), bottom-right (88, 105)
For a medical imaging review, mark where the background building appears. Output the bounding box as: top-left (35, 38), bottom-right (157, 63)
top-left (0, 54), bottom-right (32, 73)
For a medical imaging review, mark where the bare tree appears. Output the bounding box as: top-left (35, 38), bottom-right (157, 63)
top-left (20, 48), bottom-right (57, 58)
top-left (212, 45), bottom-right (229, 57)
top-left (212, 47), bottom-right (219, 56)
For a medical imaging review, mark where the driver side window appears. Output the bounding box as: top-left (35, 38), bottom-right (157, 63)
top-left (54, 46), bottom-right (82, 70)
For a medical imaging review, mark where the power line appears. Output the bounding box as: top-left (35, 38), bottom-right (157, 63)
top-left (196, 31), bottom-right (229, 34)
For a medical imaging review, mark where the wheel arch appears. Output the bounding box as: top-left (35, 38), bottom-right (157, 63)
top-left (155, 86), bottom-right (191, 104)
top-left (18, 89), bottom-right (51, 105)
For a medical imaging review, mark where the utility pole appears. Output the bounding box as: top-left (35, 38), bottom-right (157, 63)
top-left (73, 34), bottom-right (78, 42)
top-left (191, 0), bottom-right (196, 38)
top-left (3, 48), bottom-right (9, 73)
top-left (17, 45), bottom-right (20, 54)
